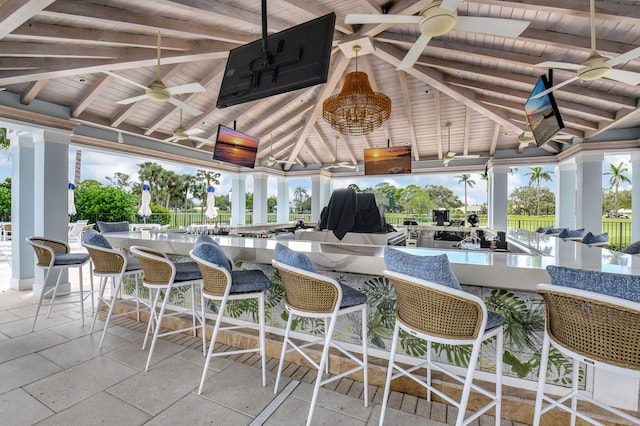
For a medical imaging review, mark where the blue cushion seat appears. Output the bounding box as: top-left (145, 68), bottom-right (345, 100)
top-left (535, 226), bottom-right (552, 234)
top-left (174, 261), bottom-right (202, 282)
top-left (195, 234), bottom-right (218, 246)
top-left (275, 243), bottom-right (316, 273)
top-left (581, 232), bottom-right (609, 245)
top-left (622, 241), bottom-right (640, 255)
top-left (230, 270), bottom-right (273, 293)
top-left (82, 228), bottom-right (113, 248)
top-left (383, 247), bottom-right (461, 290)
top-left (557, 228), bottom-right (585, 239)
top-left (546, 265), bottom-right (640, 303)
top-left (125, 255), bottom-right (142, 272)
top-left (53, 253), bottom-right (90, 266)
top-left (98, 221), bottom-right (130, 233)
top-left (486, 311), bottom-right (505, 331)
top-left (340, 284), bottom-right (368, 308)
top-left (545, 227), bottom-right (567, 235)
top-left (192, 242), bottom-right (232, 273)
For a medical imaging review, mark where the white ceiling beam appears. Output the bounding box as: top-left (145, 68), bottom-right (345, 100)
top-left (397, 71), bottom-right (420, 161)
top-left (0, 0), bottom-right (56, 39)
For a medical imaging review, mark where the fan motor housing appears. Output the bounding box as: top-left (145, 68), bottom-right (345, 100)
top-left (420, 3), bottom-right (457, 37)
top-left (577, 52), bottom-right (612, 81)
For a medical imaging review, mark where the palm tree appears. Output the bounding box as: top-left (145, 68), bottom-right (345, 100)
top-left (293, 186), bottom-right (308, 213)
top-left (604, 162), bottom-right (630, 217)
top-left (524, 167), bottom-right (553, 216)
top-left (480, 172), bottom-right (488, 209)
top-left (454, 173), bottom-right (475, 214)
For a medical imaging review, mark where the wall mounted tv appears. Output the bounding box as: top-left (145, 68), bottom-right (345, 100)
top-left (364, 146), bottom-right (412, 176)
top-left (213, 125), bottom-right (259, 169)
top-left (216, 13), bottom-right (336, 108)
top-left (523, 74), bottom-right (565, 147)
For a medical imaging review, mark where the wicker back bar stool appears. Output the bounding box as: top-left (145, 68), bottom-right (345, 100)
top-left (26, 236), bottom-right (94, 331)
top-left (534, 284), bottom-right (640, 426)
top-left (81, 229), bottom-right (146, 347)
top-left (272, 256), bottom-right (368, 426)
top-left (130, 245), bottom-right (203, 372)
top-left (380, 270), bottom-right (504, 426)
top-left (190, 241), bottom-right (272, 394)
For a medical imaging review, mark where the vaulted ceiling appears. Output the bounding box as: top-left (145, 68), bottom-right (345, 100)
top-left (0, 0), bottom-right (639, 175)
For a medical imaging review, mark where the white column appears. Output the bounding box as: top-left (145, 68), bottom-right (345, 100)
top-left (319, 174), bottom-right (332, 215)
top-left (575, 152), bottom-right (604, 234)
top-left (33, 128), bottom-right (72, 296)
top-left (311, 175), bottom-right (321, 222)
top-left (555, 159), bottom-right (577, 229)
top-left (252, 171), bottom-right (268, 224)
top-left (230, 173), bottom-right (246, 226)
top-left (276, 177), bottom-right (289, 223)
top-left (488, 164), bottom-right (509, 232)
top-left (9, 131), bottom-right (36, 291)
top-left (631, 152), bottom-right (640, 242)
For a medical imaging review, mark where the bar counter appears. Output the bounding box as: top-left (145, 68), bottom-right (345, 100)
top-left (104, 229), bottom-right (640, 411)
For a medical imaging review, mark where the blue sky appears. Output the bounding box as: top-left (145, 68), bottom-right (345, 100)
top-left (0, 147), bottom-right (631, 207)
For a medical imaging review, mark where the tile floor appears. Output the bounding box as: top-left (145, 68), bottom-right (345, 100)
top-left (0, 240), bottom-right (521, 425)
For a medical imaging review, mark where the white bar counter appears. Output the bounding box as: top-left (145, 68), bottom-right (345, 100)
top-left (104, 228), bottom-right (640, 292)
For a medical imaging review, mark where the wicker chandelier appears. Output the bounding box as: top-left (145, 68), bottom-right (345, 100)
top-left (322, 45), bottom-right (391, 135)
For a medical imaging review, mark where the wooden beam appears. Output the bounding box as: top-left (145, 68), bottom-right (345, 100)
top-left (0, 0), bottom-right (56, 39)
top-left (397, 71), bottom-right (420, 161)
top-left (72, 73), bottom-right (111, 117)
top-left (20, 79), bottom-right (48, 105)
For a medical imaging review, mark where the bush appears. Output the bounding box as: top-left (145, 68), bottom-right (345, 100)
top-left (74, 181), bottom-right (137, 223)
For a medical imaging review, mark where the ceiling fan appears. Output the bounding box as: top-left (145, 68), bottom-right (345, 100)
top-left (102, 31), bottom-right (206, 116)
top-left (345, 0), bottom-right (530, 71)
top-left (517, 130), bottom-right (535, 153)
top-left (532, 0), bottom-right (640, 99)
top-left (162, 108), bottom-right (211, 145)
top-left (324, 137), bottom-right (358, 170)
top-left (265, 135), bottom-right (296, 166)
top-left (442, 121), bottom-right (479, 166)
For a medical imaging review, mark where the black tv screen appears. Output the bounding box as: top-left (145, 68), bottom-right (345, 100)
top-left (217, 13), bottom-right (336, 108)
top-left (213, 125), bottom-right (259, 169)
top-left (364, 146), bottom-right (412, 176)
top-left (432, 209), bottom-right (450, 226)
top-left (524, 75), bottom-right (564, 147)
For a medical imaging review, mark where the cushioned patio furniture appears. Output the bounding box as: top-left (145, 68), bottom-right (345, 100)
top-left (97, 221), bottom-right (130, 233)
top-left (272, 243), bottom-right (368, 426)
top-left (534, 280), bottom-right (640, 425)
top-left (130, 245), bottom-right (203, 372)
top-left (26, 236), bottom-right (94, 331)
top-left (68, 219), bottom-right (88, 243)
top-left (81, 229), bottom-right (147, 347)
top-left (190, 241), bottom-right (272, 393)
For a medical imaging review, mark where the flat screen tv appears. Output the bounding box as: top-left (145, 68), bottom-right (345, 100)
top-left (432, 209), bottom-right (450, 226)
top-left (213, 125), bottom-right (259, 169)
top-left (523, 75), bottom-right (564, 147)
top-left (216, 13), bottom-right (336, 108)
top-left (364, 146), bottom-right (412, 176)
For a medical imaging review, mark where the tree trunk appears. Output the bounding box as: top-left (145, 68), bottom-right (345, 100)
top-left (74, 149), bottom-right (82, 185)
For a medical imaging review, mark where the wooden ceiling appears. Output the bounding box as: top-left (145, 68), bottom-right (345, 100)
top-left (0, 0), bottom-right (639, 175)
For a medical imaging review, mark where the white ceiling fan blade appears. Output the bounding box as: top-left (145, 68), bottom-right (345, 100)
top-left (605, 68), bottom-right (640, 85)
top-left (101, 70), bottom-right (149, 91)
top-left (529, 76), bottom-right (579, 99)
top-left (166, 82), bottom-right (207, 95)
top-left (455, 16), bottom-right (530, 38)
top-left (441, 0), bottom-right (464, 10)
top-left (344, 14), bottom-right (421, 25)
top-left (458, 154), bottom-right (480, 159)
top-left (116, 94), bottom-right (149, 105)
top-left (186, 128), bottom-right (205, 136)
top-left (608, 46), bottom-right (640, 67)
top-left (275, 159), bottom-right (296, 165)
top-left (534, 61), bottom-right (584, 71)
top-left (162, 135), bottom-right (177, 143)
top-left (190, 135), bottom-right (213, 145)
top-left (397, 34), bottom-right (432, 71)
top-left (167, 97), bottom-right (202, 116)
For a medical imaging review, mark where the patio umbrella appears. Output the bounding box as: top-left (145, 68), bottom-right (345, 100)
top-left (205, 185), bottom-right (219, 220)
top-left (68, 182), bottom-right (76, 217)
top-left (138, 181), bottom-right (152, 223)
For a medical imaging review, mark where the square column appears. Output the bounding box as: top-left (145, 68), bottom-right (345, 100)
top-left (488, 164), bottom-right (509, 232)
top-left (631, 152), bottom-right (640, 242)
top-left (555, 159), bottom-right (577, 229)
top-left (276, 177), bottom-right (290, 223)
top-left (310, 175), bottom-right (331, 222)
top-left (230, 174), bottom-right (246, 226)
top-left (9, 131), bottom-right (36, 291)
top-left (252, 172), bottom-right (268, 224)
top-left (575, 152), bottom-right (604, 234)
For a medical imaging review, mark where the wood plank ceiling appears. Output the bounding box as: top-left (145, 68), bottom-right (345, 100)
top-left (0, 0), bottom-right (639, 175)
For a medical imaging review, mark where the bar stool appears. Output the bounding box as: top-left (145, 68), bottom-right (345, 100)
top-left (81, 229), bottom-right (147, 347)
top-left (534, 273), bottom-right (640, 425)
top-left (272, 243), bottom-right (368, 426)
top-left (130, 245), bottom-right (203, 371)
top-left (26, 236), bottom-right (94, 331)
top-left (190, 241), bottom-right (272, 393)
